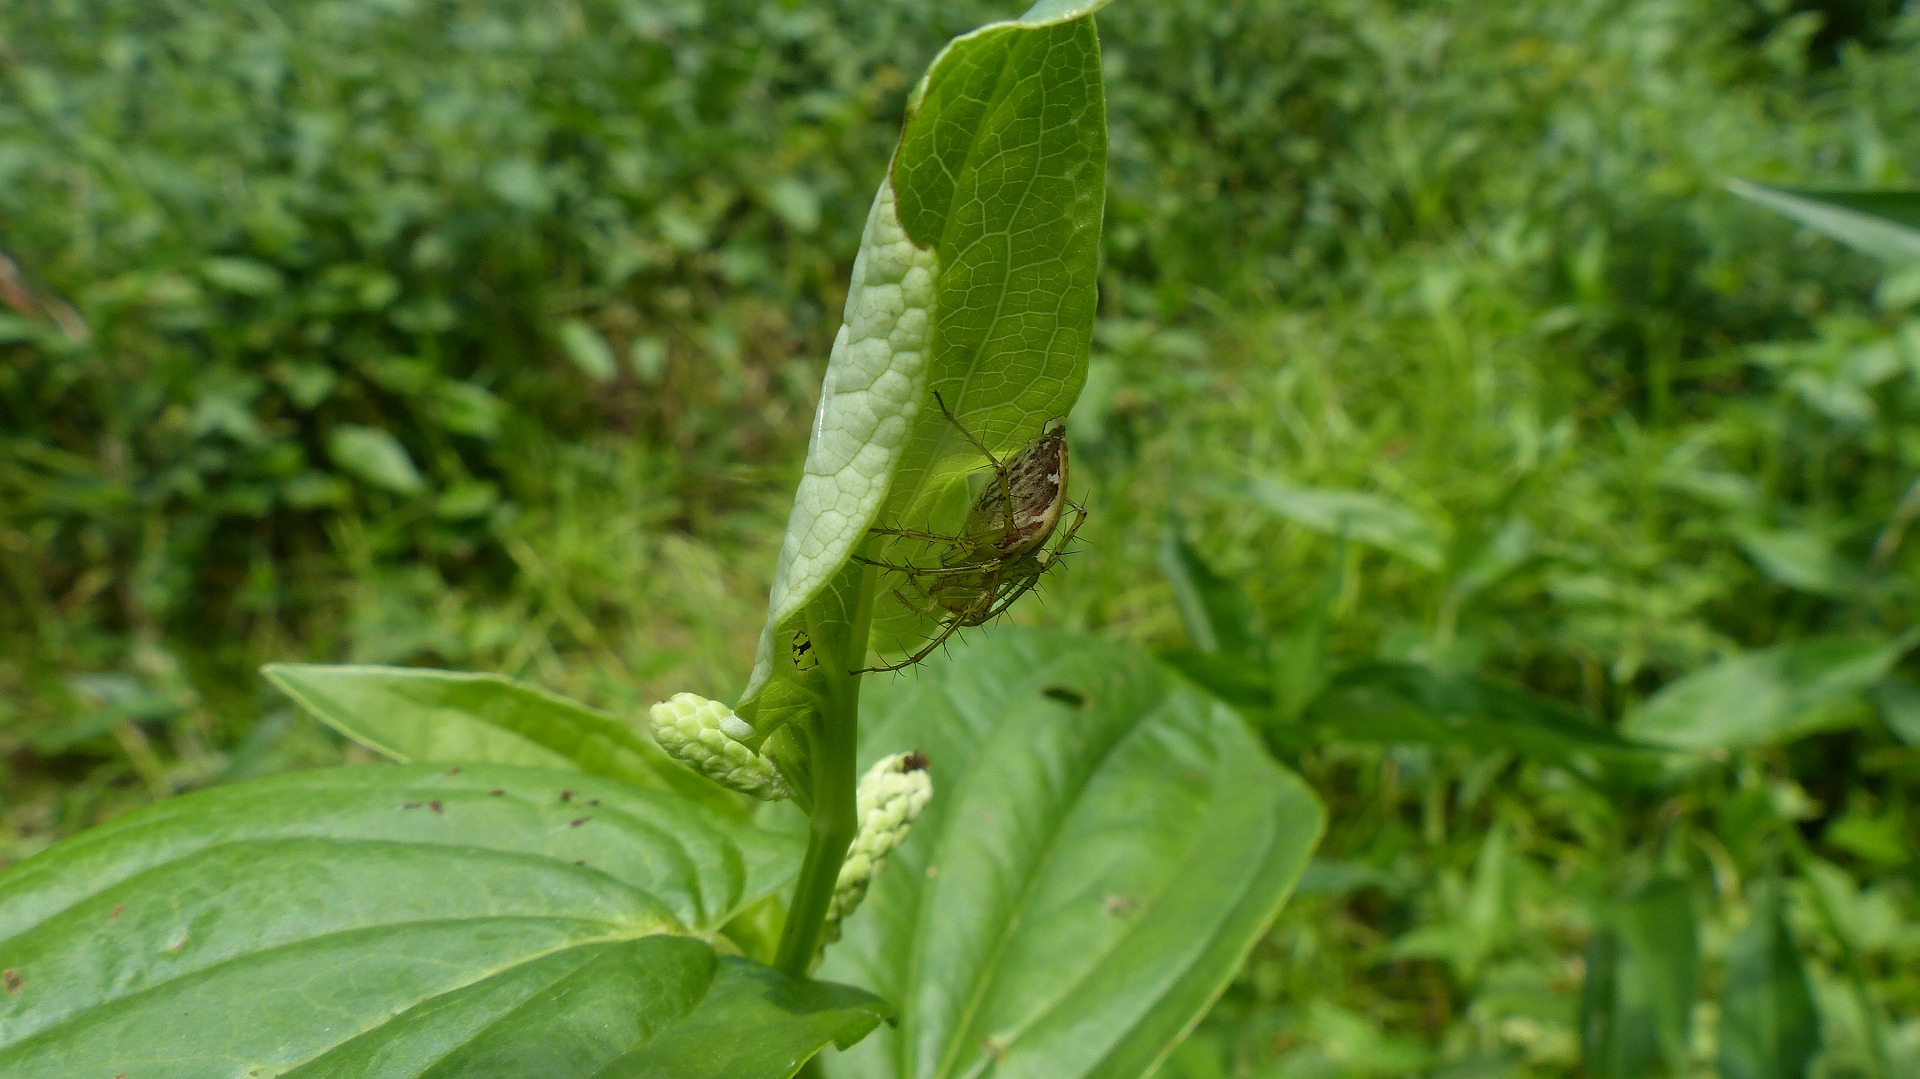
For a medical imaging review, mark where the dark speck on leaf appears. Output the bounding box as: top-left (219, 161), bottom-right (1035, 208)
top-left (561, 789), bottom-right (575, 803)
top-left (572, 859), bottom-right (586, 866)
top-left (444, 766), bottom-right (461, 775)
top-left (570, 817), bottom-right (589, 827)
top-left (1041, 684), bottom-right (1087, 708)
top-left (2, 969), bottom-right (21, 994)
top-left (402, 802), bottom-right (423, 810)
top-left (488, 788), bottom-right (504, 797)
top-left (428, 800), bottom-right (442, 814)
top-left (585, 798), bottom-right (600, 806)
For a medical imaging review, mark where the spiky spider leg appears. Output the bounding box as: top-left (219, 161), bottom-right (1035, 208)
top-left (854, 614), bottom-right (970, 674)
top-left (928, 391), bottom-right (1021, 542)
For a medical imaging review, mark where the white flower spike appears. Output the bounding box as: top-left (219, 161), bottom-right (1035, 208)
top-left (825, 751), bottom-right (933, 942)
top-left (648, 692), bottom-right (791, 801)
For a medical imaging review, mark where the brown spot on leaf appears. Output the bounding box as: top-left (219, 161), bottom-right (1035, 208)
top-left (560, 789), bottom-right (575, 803)
top-left (2, 969), bottom-right (21, 994)
top-left (428, 800), bottom-right (442, 814)
top-left (572, 859), bottom-right (586, 866)
top-left (570, 817), bottom-right (589, 827)
top-left (488, 788), bottom-right (504, 797)
top-left (444, 766), bottom-right (461, 775)
top-left (110, 904), bottom-right (124, 922)
top-left (585, 798), bottom-right (600, 806)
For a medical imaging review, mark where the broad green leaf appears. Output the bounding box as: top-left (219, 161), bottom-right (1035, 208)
top-left (1222, 478), bottom-right (1446, 570)
top-left (1624, 632), bottom-right (1920, 750)
top-left (817, 629), bottom-right (1324, 1079)
top-left (326, 423), bottom-right (425, 495)
top-left (1581, 877), bottom-right (1699, 1079)
top-left (0, 764), bottom-right (883, 1077)
top-left (262, 663), bottom-right (742, 814)
top-left (1307, 661), bottom-right (1644, 766)
top-left (1158, 511), bottom-right (1264, 661)
top-left (1719, 888), bottom-right (1821, 1079)
top-left (1733, 526), bottom-right (1854, 597)
top-left (557, 317), bottom-right (618, 383)
top-left (1873, 676), bottom-right (1920, 746)
top-left (1581, 929), bottom-right (1657, 1079)
top-left (1727, 180), bottom-right (1920, 263)
top-left (739, 0), bottom-right (1110, 727)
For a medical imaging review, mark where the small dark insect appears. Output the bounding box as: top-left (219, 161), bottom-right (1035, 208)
top-left (570, 817), bottom-right (589, 827)
top-left (428, 800), bottom-right (442, 814)
top-left (560, 789), bottom-right (575, 803)
top-left (901, 750), bottom-right (931, 772)
top-left (572, 859), bottom-right (586, 866)
top-left (488, 788), bottom-right (505, 797)
top-left (2, 969), bottom-right (21, 994)
top-left (855, 393), bottom-right (1085, 673)
top-left (401, 801), bottom-right (423, 810)
top-left (443, 766), bottom-right (461, 776)
top-left (1041, 684), bottom-right (1087, 708)
top-left (585, 798), bottom-right (600, 807)
top-left (790, 629), bottom-right (819, 672)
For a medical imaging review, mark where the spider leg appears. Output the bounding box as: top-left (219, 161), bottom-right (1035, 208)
top-left (854, 611), bottom-right (967, 674)
top-left (932, 392), bottom-right (1003, 471)
top-left (855, 554), bottom-right (1009, 579)
top-left (866, 525), bottom-right (982, 549)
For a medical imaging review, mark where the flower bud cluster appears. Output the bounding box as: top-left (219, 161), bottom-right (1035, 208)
top-left (647, 692), bottom-right (790, 801)
top-left (826, 751), bottom-right (933, 941)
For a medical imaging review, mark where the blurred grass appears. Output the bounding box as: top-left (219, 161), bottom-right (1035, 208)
top-left (4, 0), bottom-right (1920, 1075)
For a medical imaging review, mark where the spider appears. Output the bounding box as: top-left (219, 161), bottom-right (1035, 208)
top-left (853, 393), bottom-right (1085, 673)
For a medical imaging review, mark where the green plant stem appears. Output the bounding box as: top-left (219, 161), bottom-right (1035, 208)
top-left (774, 567), bottom-right (877, 977)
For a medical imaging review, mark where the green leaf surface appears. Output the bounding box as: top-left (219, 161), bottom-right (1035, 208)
top-left (558, 318), bottom-right (619, 383)
top-left (1307, 662), bottom-right (1645, 766)
top-left (817, 629), bottom-right (1324, 1079)
top-left (1719, 888), bottom-right (1821, 1079)
top-left (1158, 513), bottom-right (1264, 662)
top-left (1728, 180), bottom-right (1920, 263)
top-left (1223, 478), bottom-right (1446, 569)
top-left (740, 0), bottom-right (1109, 723)
top-left (1623, 632), bottom-right (1920, 750)
top-left (326, 424), bottom-right (425, 495)
top-left (0, 764), bottom-right (879, 1077)
top-left (263, 664), bottom-right (740, 814)
top-left (1581, 876), bottom-right (1699, 1079)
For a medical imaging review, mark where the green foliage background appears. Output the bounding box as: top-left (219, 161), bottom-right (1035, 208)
top-left (3, 0), bottom-right (1919, 1075)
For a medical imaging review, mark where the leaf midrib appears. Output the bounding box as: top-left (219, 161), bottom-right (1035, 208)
top-left (914, 649), bottom-right (1171, 1079)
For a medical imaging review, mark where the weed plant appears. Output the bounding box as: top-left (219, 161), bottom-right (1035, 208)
top-left (4, 0), bottom-right (1920, 1076)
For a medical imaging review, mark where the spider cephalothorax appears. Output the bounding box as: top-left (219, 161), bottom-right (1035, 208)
top-left (851, 393), bottom-right (1085, 673)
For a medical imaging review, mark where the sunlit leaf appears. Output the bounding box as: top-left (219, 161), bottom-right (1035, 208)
top-left (1624, 632), bottom-right (1920, 750)
top-left (262, 663), bottom-right (741, 813)
top-left (557, 318), bottom-right (618, 383)
top-left (0, 765), bottom-right (882, 1077)
top-left (739, 0), bottom-right (1111, 733)
top-left (818, 629), bottom-right (1324, 1079)
top-left (326, 424), bottom-right (424, 495)
top-left (1223, 478), bottom-right (1446, 569)
top-left (1728, 180), bottom-right (1920, 263)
